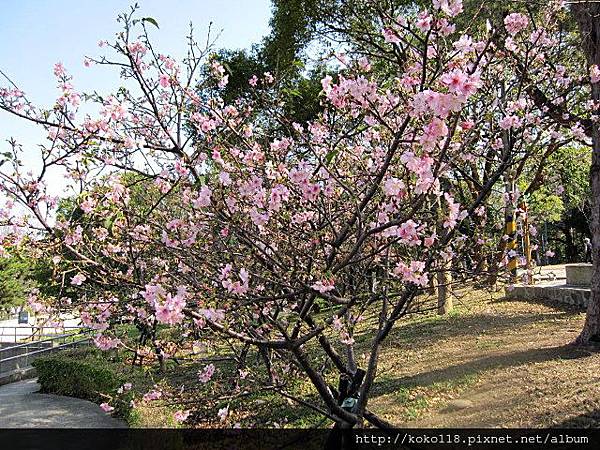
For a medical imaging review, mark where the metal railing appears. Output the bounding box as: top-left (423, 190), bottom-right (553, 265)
top-left (0, 328), bottom-right (93, 375)
top-left (0, 326), bottom-right (84, 344)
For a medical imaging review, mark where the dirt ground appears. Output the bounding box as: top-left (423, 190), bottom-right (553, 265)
top-left (367, 291), bottom-right (600, 428)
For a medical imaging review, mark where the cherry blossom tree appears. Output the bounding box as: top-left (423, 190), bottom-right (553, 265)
top-left (0, 1), bottom-right (590, 427)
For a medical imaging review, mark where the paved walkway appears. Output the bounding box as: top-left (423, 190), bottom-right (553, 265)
top-left (0, 378), bottom-right (127, 428)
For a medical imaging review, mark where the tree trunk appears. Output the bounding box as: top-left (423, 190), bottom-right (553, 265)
top-left (562, 226), bottom-right (578, 263)
top-left (572, 3), bottom-right (600, 345)
top-left (437, 260), bottom-right (453, 315)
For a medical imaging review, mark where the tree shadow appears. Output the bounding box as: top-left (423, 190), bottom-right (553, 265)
top-left (554, 408), bottom-right (600, 428)
top-left (502, 295), bottom-right (588, 314)
top-left (372, 344), bottom-right (592, 398)
top-left (354, 309), bottom-right (578, 350)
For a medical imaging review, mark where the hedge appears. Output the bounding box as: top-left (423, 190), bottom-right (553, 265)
top-left (32, 348), bottom-right (123, 404)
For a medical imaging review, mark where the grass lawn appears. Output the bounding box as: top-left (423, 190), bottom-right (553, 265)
top-left (38, 287), bottom-right (600, 428)
top-left (367, 290), bottom-right (599, 428)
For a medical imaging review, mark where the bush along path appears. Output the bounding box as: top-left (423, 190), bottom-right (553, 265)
top-left (0, 378), bottom-right (127, 428)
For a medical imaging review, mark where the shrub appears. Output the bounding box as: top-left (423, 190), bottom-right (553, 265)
top-left (32, 348), bottom-right (122, 404)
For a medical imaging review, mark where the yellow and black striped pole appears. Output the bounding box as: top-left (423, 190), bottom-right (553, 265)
top-left (505, 211), bottom-right (518, 282)
top-left (520, 201), bottom-right (533, 284)
top-left (502, 170), bottom-right (518, 284)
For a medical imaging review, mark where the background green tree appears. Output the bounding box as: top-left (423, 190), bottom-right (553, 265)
top-left (0, 248), bottom-right (36, 317)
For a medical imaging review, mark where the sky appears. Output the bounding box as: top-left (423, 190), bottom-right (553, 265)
top-left (0, 0), bottom-right (272, 197)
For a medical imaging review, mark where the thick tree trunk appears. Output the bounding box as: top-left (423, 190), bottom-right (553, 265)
top-left (572, 3), bottom-right (600, 345)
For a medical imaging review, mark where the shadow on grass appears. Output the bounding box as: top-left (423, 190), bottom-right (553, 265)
top-left (354, 310), bottom-right (576, 350)
top-left (372, 344), bottom-right (591, 399)
top-left (554, 408), bottom-right (600, 428)
top-left (501, 291), bottom-right (589, 313)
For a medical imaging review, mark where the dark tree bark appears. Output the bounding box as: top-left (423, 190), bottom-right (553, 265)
top-left (562, 226), bottom-right (579, 263)
top-left (572, 3), bottom-right (600, 345)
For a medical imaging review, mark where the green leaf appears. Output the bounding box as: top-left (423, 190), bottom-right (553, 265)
top-left (142, 17), bottom-right (160, 29)
top-left (292, 60), bottom-right (305, 70)
top-left (325, 150), bottom-right (338, 164)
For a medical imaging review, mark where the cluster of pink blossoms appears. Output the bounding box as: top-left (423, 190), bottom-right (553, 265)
top-left (142, 389), bottom-right (162, 402)
top-left (590, 65), bottom-right (600, 84)
top-left (173, 410), bottom-right (190, 423)
top-left (141, 284), bottom-right (187, 325)
top-left (198, 363), bottom-right (216, 383)
top-left (383, 177), bottom-right (406, 198)
top-left (393, 261), bottom-right (429, 287)
top-left (420, 117), bottom-right (448, 151)
top-left (504, 13), bottom-right (529, 35)
top-left (93, 334), bottom-right (121, 350)
top-left (220, 264), bottom-right (250, 295)
top-left (289, 164), bottom-right (321, 202)
top-left (400, 152), bottom-right (437, 195)
top-left (432, 0), bottom-right (463, 17)
top-left (443, 193), bottom-right (467, 229)
top-left (312, 279), bottom-right (335, 294)
top-left (80, 302), bottom-right (113, 331)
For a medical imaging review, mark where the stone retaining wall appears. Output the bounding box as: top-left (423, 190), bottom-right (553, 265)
top-left (507, 283), bottom-right (589, 308)
top-left (565, 263), bottom-right (593, 286)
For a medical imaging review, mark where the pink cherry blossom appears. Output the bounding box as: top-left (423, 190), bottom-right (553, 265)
top-left (358, 56), bottom-right (371, 71)
top-left (65, 226), bottom-right (83, 246)
top-left (71, 273), bottom-right (86, 286)
top-left (142, 389), bottom-right (162, 402)
top-left (397, 220), bottom-right (421, 246)
top-left (198, 364), bottom-right (216, 383)
top-left (383, 177), bottom-right (405, 197)
top-left (217, 406), bottom-right (229, 422)
top-left (80, 197), bottom-right (96, 213)
top-left (441, 69), bottom-right (481, 97)
top-left (159, 73), bottom-right (170, 87)
top-left (146, 285), bottom-right (187, 325)
top-left (415, 12), bottom-right (432, 32)
top-left (93, 334), bottom-right (121, 350)
top-left (433, 0), bottom-right (463, 17)
top-left (424, 234), bottom-right (436, 247)
top-left (53, 62), bottom-right (66, 77)
top-left (504, 13), bottom-right (529, 35)
top-left (173, 410), bottom-right (190, 423)
top-left (499, 115), bottom-right (522, 130)
top-left (453, 34), bottom-right (474, 53)
top-left (263, 72), bottom-right (274, 83)
top-left (420, 117), bottom-right (448, 150)
top-left (590, 65), bottom-right (600, 84)
top-left (443, 193), bottom-right (465, 229)
top-left (193, 185), bottom-right (212, 208)
top-left (312, 280), bottom-right (335, 293)
top-left (100, 403), bottom-right (114, 413)
top-left (393, 260), bottom-right (429, 287)
top-left (383, 28), bottom-right (400, 44)
top-left (101, 96), bottom-right (129, 121)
